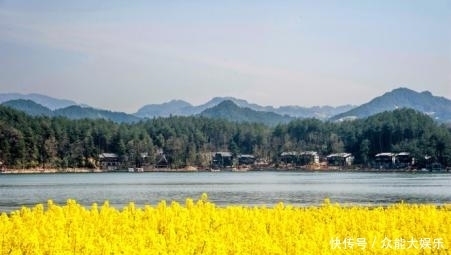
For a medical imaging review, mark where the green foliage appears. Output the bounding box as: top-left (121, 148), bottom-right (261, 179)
top-left (2, 99), bottom-right (54, 117)
top-left (0, 106), bottom-right (450, 169)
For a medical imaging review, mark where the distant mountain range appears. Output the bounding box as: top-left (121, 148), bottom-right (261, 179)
top-left (135, 96), bottom-right (354, 119)
top-left (1, 87), bottom-right (450, 124)
top-left (0, 93), bottom-right (77, 110)
top-left (1, 99), bottom-right (140, 123)
top-left (330, 88), bottom-right (451, 122)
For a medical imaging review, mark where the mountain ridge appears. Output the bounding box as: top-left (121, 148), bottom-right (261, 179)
top-left (330, 87), bottom-right (451, 122)
top-left (136, 96), bottom-right (355, 119)
top-left (2, 99), bottom-right (55, 117)
top-left (1, 99), bottom-right (140, 123)
top-left (199, 100), bottom-right (293, 126)
top-left (0, 93), bottom-right (77, 110)
top-left (0, 92), bottom-right (356, 120)
top-left (2, 87), bottom-right (450, 124)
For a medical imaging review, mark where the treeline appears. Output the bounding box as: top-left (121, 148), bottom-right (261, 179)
top-left (1, 105), bottom-right (450, 169)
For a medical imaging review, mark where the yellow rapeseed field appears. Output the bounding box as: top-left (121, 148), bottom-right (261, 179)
top-left (0, 194), bottom-right (450, 255)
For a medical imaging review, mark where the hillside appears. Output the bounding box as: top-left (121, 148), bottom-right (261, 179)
top-left (1, 100), bottom-right (140, 123)
top-left (1, 99), bottom-right (54, 117)
top-left (135, 100), bottom-right (193, 118)
top-left (0, 93), bottom-right (77, 110)
top-left (330, 88), bottom-right (451, 122)
top-left (199, 100), bottom-right (293, 126)
top-left (54, 106), bottom-right (141, 123)
top-left (1, 104), bottom-right (450, 170)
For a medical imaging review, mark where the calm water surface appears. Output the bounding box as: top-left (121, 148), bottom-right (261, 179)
top-left (1, 171), bottom-right (450, 212)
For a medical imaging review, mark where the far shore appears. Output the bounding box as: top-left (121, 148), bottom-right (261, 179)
top-left (1, 166), bottom-right (449, 174)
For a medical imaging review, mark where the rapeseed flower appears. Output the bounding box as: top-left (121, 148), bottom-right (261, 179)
top-left (0, 195), bottom-right (449, 254)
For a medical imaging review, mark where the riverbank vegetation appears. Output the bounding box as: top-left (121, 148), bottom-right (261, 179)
top-left (1, 196), bottom-right (450, 254)
top-left (1, 105), bottom-right (450, 169)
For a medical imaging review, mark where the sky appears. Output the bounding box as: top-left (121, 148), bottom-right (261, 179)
top-left (0, 0), bottom-right (450, 113)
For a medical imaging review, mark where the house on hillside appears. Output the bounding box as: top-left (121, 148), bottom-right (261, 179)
top-left (238, 154), bottom-right (256, 166)
top-left (99, 153), bottom-right (120, 171)
top-left (155, 153), bottom-right (169, 168)
top-left (299, 151), bottom-right (320, 166)
top-left (280, 151), bottom-right (299, 165)
top-left (327, 153), bottom-right (354, 167)
top-left (212, 152), bottom-right (233, 169)
top-left (280, 151), bottom-right (319, 166)
top-left (134, 152), bottom-right (150, 168)
top-left (374, 152), bottom-right (396, 169)
top-left (395, 152), bottom-right (414, 168)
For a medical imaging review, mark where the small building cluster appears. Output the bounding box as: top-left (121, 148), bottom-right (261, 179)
top-left (238, 154), bottom-right (256, 166)
top-left (211, 152), bottom-right (233, 169)
top-left (279, 151), bottom-right (355, 169)
top-left (280, 151), bottom-right (321, 166)
top-left (373, 152), bottom-right (414, 169)
top-left (97, 147), bottom-right (432, 172)
top-left (210, 152), bottom-right (256, 169)
top-left (98, 151), bottom-right (154, 171)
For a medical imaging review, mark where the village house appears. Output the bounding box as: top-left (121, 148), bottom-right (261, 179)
top-left (374, 152), bottom-right (415, 169)
top-left (280, 151), bottom-right (320, 166)
top-left (374, 152), bottom-right (396, 169)
top-left (212, 152), bottom-right (233, 169)
top-left (238, 154), bottom-right (256, 166)
top-left (99, 153), bottom-right (120, 171)
top-left (280, 151), bottom-right (298, 165)
top-left (327, 153), bottom-right (354, 167)
top-left (299, 151), bottom-right (320, 166)
top-left (395, 152), bottom-right (414, 168)
top-left (155, 153), bottom-right (169, 168)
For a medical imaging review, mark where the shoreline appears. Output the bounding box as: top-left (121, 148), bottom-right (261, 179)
top-left (1, 166), bottom-right (449, 174)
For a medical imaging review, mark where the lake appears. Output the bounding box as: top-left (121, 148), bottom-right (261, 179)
top-left (1, 171), bottom-right (450, 212)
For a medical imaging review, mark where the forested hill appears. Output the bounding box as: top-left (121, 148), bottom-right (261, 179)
top-left (2, 99), bottom-right (54, 117)
top-left (0, 105), bottom-right (450, 170)
top-left (199, 100), bottom-right (293, 126)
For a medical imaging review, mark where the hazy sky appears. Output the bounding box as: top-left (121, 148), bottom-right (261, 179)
top-left (0, 0), bottom-right (450, 113)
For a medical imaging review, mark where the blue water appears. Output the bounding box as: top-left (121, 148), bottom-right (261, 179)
top-left (1, 171), bottom-right (450, 212)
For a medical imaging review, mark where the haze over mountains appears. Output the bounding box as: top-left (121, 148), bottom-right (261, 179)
top-left (135, 97), bottom-right (354, 120)
top-left (1, 88), bottom-right (450, 125)
top-left (1, 99), bottom-right (141, 123)
top-left (0, 93), bottom-right (77, 110)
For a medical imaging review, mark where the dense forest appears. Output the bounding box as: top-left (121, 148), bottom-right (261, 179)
top-left (0, 105), bottom-right (450, 170)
